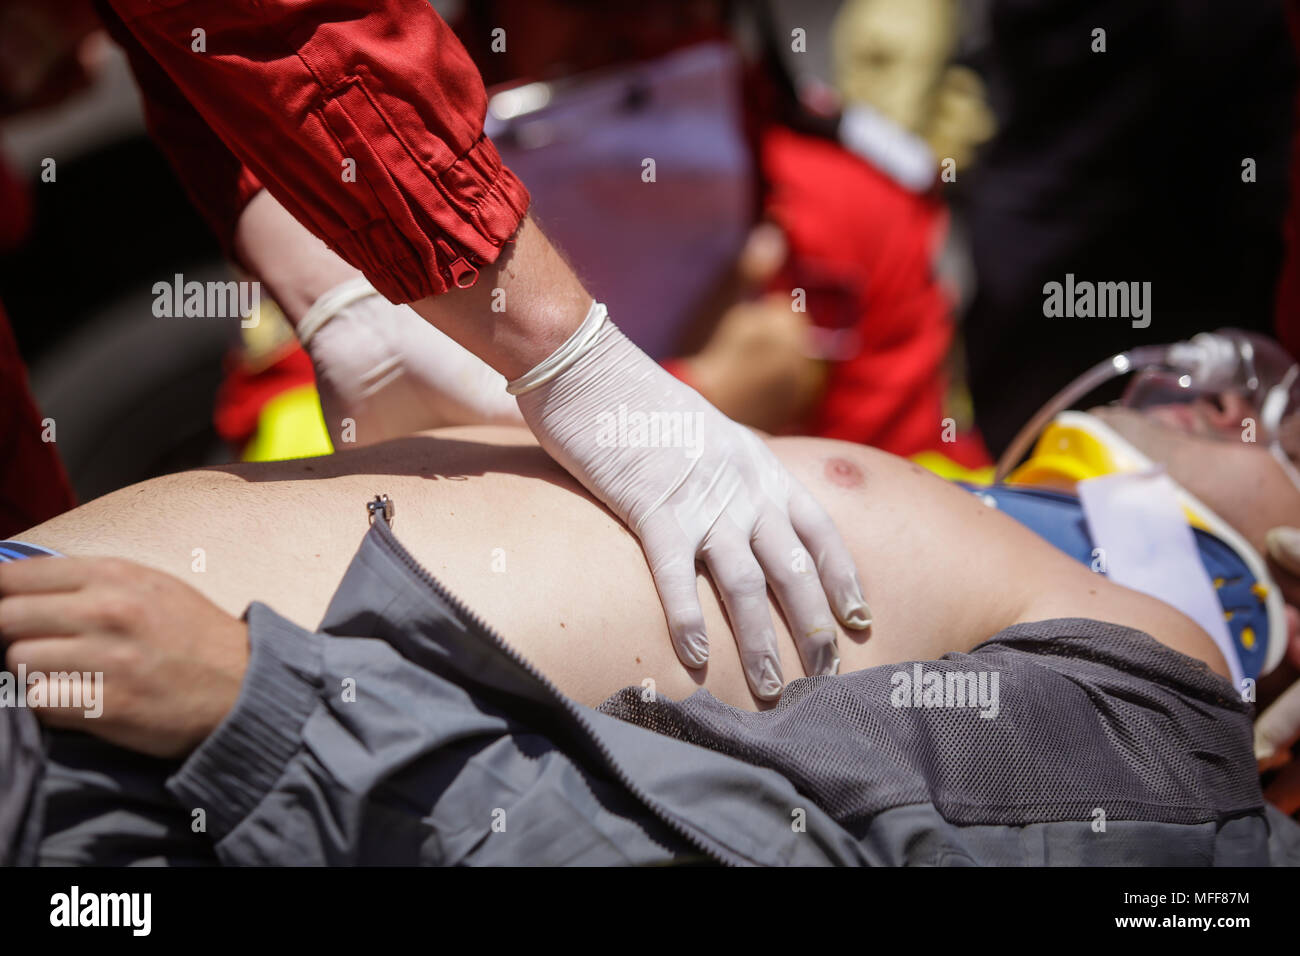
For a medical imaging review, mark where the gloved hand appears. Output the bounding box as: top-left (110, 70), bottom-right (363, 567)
top-left (300, 277), bottom-right (523, 447)
top-left (1267, 526), bottom-right (1300, 583)
top-left (1258, 527), bottom-right (1300, 783)
top-left (1263, 528), bottom-right (1300, 668)
top-left (511, 301), bottom-right (872, 699)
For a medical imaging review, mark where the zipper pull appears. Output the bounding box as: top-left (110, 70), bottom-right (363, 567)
top-left (434, 237), bottom-right (479, 289)
top-left (367, 493), bottom-right (395, 527)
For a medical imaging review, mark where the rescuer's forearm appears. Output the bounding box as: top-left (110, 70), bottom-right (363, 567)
top-left (409, 215), bottom-right (591, 381)
top-left (232, 190), bottom-right (362, 326)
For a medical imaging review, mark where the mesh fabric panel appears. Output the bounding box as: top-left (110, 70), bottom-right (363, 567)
top-left (599, 618), bottom-right (1260, 831)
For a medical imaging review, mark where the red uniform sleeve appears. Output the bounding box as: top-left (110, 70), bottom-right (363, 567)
top-left (761, 126), bottom-right (954, 457)
top-left (96, 1), bottom-right (263, 256)
top-left (105, 0), bottom-right (531, 302)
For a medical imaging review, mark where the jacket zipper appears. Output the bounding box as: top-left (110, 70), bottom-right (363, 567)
top-left (366, 508), bottom-right (733, 866)
top-left (434, 237), bottom-right (480, 289)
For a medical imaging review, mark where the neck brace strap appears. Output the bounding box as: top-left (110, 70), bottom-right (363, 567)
top-left (993, 411), bottom-right (1285, 678)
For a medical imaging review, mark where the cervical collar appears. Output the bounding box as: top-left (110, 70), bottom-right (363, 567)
top-left (1005, 410), bottom-right (1285, 678)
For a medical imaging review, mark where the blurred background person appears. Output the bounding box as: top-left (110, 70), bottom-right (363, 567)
top-left (667, 0), bottom-right (994, 473)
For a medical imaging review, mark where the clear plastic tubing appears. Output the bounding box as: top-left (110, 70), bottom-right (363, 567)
top-left (994, 344), bottom-right (1194, 482)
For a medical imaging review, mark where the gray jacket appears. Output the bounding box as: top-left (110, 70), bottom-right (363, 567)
top-left (10, 507), bottom-right (1300, 865)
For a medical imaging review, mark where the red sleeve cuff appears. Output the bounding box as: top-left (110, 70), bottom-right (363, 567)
top-left (660, 358), bottom-right (695, 387)
top-left (108, 0), bottom-right (531, 302)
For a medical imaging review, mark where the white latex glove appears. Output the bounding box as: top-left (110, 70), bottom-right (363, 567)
top-left (1257, 678), bottom-right (1300, 770)
top-left (1258, 527), bottom-right (1300, 769)
top-left (299, 278), bottom-right (523, 446)
top-left (511, 301), bottom-right (873, 699)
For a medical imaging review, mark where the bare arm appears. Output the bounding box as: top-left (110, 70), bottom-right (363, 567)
top-left (233, 191), bottom-right (589, 379)
top-left (232, 189), bottom-right (362, 325)
top-left (409, 215), bottom-right (591, 380)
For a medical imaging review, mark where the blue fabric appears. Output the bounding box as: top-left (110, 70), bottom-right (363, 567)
top-left (966, 485), bottom-right (1270, 679)
top-left (0, 540), bottom-right (61, 562)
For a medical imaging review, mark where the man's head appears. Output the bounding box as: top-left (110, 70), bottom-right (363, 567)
top-left (1089, 398), bottom-right (1300, 568)
top-left (1009, 329), bottom-right (1300, 566)
top-left (830, 0), bottom-right (993, 169)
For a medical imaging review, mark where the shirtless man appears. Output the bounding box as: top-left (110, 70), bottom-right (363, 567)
top-left (10, 427), bottom-right (1221, 716)
top-left (6, 419), bottom-right (1289, 866)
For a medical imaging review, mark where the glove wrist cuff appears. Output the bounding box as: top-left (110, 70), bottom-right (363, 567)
top-left (298, 277), bottom-right (382, 346)
top-left (506, 300), bottom-right (608, 395)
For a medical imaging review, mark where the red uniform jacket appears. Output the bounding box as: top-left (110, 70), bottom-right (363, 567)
top-left (102, 0), bottom-right (530, 302)
top-left (0, 154), bottom-right (75, 536)
top-left (761, 126), bottom-right (962, 460)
